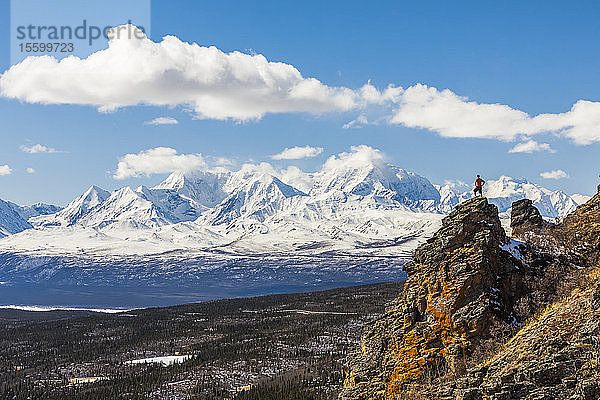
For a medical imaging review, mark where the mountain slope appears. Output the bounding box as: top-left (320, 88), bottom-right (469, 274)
top-left (153, 169), bottom-right (230, 208)
top-left (202, 166), bottom-right (307, 226)
top-left (31, 185), bottom-right (111, 227)
top-left (8, 202), bottom-right (62, 221)
top-left (486, 175), bottom-right (579, 219)
top-left (0, 198), bottom-right (31, 237)
top-left (310, 163), bottom-right (440, 208)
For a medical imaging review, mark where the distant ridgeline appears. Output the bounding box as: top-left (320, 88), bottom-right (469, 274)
top-left (340, 187), bottom-right (600, 400)
top-left (0, 166), bottom-right (588, 257)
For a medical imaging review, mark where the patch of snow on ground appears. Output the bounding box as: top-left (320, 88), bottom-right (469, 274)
top-left (125, 355), bottom-right (193, 366)
top-left (501, 239), bottom-right (526, 264)
top-left (0, 305), bottom-right (131, 313)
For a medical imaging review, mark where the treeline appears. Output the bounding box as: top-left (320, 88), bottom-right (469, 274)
top-left (235, 365), bottom-right (342, 400)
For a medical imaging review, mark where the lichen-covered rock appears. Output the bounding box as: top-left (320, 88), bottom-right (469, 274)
top-left (340, 194), bottom-right (600, 400)
top-left (451, 267), bottom-right (600, 400)
top-left (340, 197), bottom-right (529, 399)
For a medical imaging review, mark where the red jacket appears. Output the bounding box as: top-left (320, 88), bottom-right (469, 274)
top-left (475, 178), bottom-right (485, 188)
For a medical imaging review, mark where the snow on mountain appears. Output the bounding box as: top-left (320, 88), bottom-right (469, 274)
top-left (78, 186), bottom-right (206, 230)
top-left (0, 198), bottom-right (31, 237)
top-left (135, 186), bottom-right (202, 223)
top-left (77, 186), bottom-right (174, 229)
top-left (485, 176), bottom-right (580, 220)
top-left (31, 185), bottom-right (111, 227)
top-left (153, 169), bottom-right (229, 208)
top-left (8, 202), bottom-right (62, 221)
top-left (0, 161), bottom-right (589, 258)
top-left (310, 158), bottom-right (440, 208)
top-left (437, 176), bottom-right (582, 221)
top-left (435, 184), bottom-right (472, 213)
top-left (203, 165), bottom-right (307, 227)
top-left (572, 193), bottom-right (592, 205)
top-left (30, 183), bottom-right (202, 231)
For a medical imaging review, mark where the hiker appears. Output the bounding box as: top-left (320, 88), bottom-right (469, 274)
top-left (473, 175), bottom-right (485, 197)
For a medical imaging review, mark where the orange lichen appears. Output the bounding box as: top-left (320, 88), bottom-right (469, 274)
top-left (385, 249), bottom-right (485, 398)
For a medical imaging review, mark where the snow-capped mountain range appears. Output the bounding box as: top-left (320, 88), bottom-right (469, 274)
top-left (0, 161), bottom-right (590, 257)
top-left (437, 177), bottom-right (586, 218)
top-left (0, 199), bottom-right (62, 237)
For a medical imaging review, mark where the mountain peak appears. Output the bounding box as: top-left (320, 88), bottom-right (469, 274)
top-left (310, 161), bottom-right (440, 207)
top-left (31, 184), bottom-right (112, 226)
top-left (154, 169), bottom-right (230, 208)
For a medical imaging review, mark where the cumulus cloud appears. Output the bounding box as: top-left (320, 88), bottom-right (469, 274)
top-left (3, 26), bottom-right (600, 145)
top-left (0, 165), bottom-right (12, 176)
top-left (20, 144), bottom-right (61, 154)
top-left (279, 166), bottom-right (314, 193)
top-left (388, 84), bottom-right (600, 145)
top-left (144, 117), bottom-right (179, 125)
top-left (342, 114), bottom-right (369, 129)
top-left (213, 157), bottom-right (234, 166)
top-left (322, 145), bottom-right (386, 171)
top-left (114, 147), bottom-right (207, 179)
top-left (272, 145), bottom-right (323, 160)
top-left (389, 84), bottom-right (532, 140)
top-left (540, 169), bottom-right (569, 179)
top-left (509, 140), bottom-right (556, 154)
top-left (26, 167), bottom-right (35, 174)
top-left (1, 25), bottom-right (358, 121)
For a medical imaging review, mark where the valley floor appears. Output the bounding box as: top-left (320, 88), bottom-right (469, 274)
top-left (0, 281), bottom-right (403, 399)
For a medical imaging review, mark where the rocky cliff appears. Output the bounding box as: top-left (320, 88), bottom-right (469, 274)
top-left (340, 190), bottom-right (600, 400)
top-left (510, 198), bottom-right (548, 237)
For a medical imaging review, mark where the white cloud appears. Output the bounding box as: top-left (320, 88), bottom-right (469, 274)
top-left (144, 117), bottom-right (179, 125)
top-left (0, 165), bottom-right (12, 176)
top-left (3, 26), bottom-right (600, 145)
top-left (390, 85), bottom-right (534, 140)
top-left (540, 169), bottom-right (569, 179)
top-left (322, 145), bottom-right (386, 171)
top-left (213, 156), bottom-right (234, 166)
top-left (20, 144), bottom-right (61, 154)
top-left (26, 167), bottom-right (35, 174)
top-left (272, 145), bottom-right (323, 160)
top-left (279, 166), bottom-right (314, 193)
top-left (509, 140), bottom-right (556, 154)
top-left (114, 147), bottom-right (207, 179)
top-left (388, 84), bottom-right (600, 145)
top-left (343, 114), bottom-right (369, 129)
top-left (1, 25), bottom-right (359, 121)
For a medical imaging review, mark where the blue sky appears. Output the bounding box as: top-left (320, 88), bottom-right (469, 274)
top-left (0, 0), bottom-right (599, 205)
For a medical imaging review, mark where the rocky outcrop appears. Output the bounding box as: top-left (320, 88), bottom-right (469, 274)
top-left (454, 268), bottom-right (600, 400)
top-left (340, 194), bottom-right (600, 400)
top-left (340, 197), bottom-right (531, 399)
top-left (510, 198), bottom-right (547, 237)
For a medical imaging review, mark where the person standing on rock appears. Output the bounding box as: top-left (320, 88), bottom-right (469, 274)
top-left (473, 175), bottom-right (485, 197)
